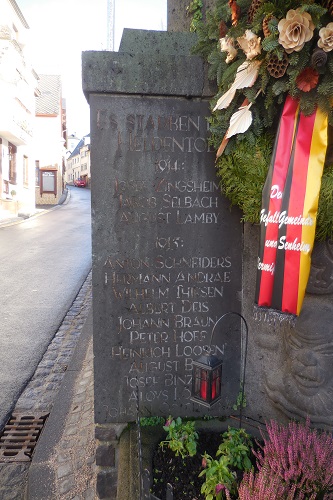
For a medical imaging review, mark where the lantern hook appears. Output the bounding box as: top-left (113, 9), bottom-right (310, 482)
top-left (211, 312), bottom-right (249, 428)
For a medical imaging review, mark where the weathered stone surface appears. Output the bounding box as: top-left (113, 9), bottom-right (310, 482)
top-left (84, 29), bottom-right (243, 424)
top-left (167, 0), bottom-right (216, 32)
top-left (90, 92), bottom-right (243, 423)
top-left (96, 470), bottom-right (117, 499)
top-left (82, 31), bottom-right (205, 99)
top-left (96, 445), bottom-right (115, 467)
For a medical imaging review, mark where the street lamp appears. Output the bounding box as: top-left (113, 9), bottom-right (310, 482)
top-left (191, 312), bottom-right (249, 426)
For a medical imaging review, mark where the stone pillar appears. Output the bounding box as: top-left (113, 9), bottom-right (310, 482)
top-left (167, 0), bottom-right (216, 32)
top-left (83, 27), bottom-right (243, 498)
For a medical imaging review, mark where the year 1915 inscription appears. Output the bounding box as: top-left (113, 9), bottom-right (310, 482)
top-left (92, 96), bottom-right (242, 422)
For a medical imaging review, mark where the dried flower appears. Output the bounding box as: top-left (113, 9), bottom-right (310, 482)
top-left (296, 67), bottom-right (319, 92)
top-left (229, 0), bottom-right (241, 26)
top-left (237, 30), bottom-right (261, 60)
top-left (220, 36), bottom-right (238, 63)
top-left (219, 20), bottom-right (228, 38)
top-left (278, 8), bottom-right (314, 54)
top-left (318, 22), bottom-right (333, 52)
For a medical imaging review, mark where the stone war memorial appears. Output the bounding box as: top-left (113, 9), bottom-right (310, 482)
top-left (83, 0), bottom-right (333, 497)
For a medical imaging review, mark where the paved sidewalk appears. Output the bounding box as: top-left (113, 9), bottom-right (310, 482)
top-left (27, 311), bottom-right (95, 499)
top-left (0, 188), bottom-right (70, 228)
top-left (0, 271), bottom-right (95, 499)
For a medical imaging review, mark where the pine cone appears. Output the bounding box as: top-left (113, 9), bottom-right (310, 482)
top-left (311, 47), bottom-right (328, 70)
top-left (263, 15), bottom-right (276, 37)
top-left (267, 52), bottom-right (289, 78)
top-left (248, 0), bottom-right (264, 24)
top-left (219, 20), bottom-right (228, 38)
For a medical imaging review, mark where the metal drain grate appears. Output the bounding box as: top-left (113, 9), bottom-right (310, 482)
top-left (0, 412), bottom-right (49, 462)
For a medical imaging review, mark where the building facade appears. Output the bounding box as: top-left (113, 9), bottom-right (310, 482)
top-left (0, 0), bottom-right (38, 220)
top-left (34, 74), bottom-right (66, 205)
top-left (66, 134), bottom-right (91, 187)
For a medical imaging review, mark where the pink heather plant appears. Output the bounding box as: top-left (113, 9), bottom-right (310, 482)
top-left (238, 468), bottom-right (299, 499)
top-left (253, 417), bottom-right (333, 498)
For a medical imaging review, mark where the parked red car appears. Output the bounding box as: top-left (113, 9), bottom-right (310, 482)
top-left (74, 178), bottom-right (86, 187)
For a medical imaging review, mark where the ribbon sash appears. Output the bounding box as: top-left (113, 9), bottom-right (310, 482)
top-left (255, 96), bottom-right (328, 316)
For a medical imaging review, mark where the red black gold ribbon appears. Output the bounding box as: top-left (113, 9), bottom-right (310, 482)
top-left (255, 96), bottom-right (328, 316)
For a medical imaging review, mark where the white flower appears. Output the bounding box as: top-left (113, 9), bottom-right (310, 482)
top-left (278, 8), bottom-right (314, 53)
top-left (237, 30), bottom-right (261, 60)
top-left (219, 36), bottom-right (238, 63)
top-left (318, 22), bottom-right (333, 52)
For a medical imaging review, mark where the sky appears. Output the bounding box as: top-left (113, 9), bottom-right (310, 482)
top-left (17, 0), bottom-right (167, 138)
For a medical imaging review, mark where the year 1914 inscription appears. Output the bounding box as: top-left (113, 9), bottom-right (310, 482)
top-left (91, 95), bottom-right (242, 423)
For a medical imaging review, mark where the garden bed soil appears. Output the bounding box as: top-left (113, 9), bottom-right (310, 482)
top-left (151, 430), bottom-right (260, 500)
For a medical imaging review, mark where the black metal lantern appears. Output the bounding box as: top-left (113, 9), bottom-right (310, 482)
top-left (191, 351), bottom-right (223, 407)
top-left (190, 312), bottom-right (249, 425)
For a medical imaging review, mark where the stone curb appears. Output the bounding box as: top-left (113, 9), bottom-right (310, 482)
top-left (27, 308), bottom-right (94, 499)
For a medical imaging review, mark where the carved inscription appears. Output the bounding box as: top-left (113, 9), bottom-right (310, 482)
top-left (93, 98), bottom-right (242, 421)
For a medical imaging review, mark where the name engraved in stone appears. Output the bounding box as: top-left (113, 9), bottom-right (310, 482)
top-left (117, 315), bottom-right (218, 332)
top-left (154, 180), bottom-right (219, 193)
top-left (125, 374), bottom-right (195, 390)
top-left (118, 210), bottom-right (220, 225)
top-left (129, 360), bottom-right (180, 373)
top-left (104, 256), bottom-right (232, 269)
top-left (114, 180), bottom-right (220, 195)
top-left (120, 211), bottom-right (171, 224)
top-left (126, 329), bottom-right (209, 345)
top-left (109, 271), bottom-right (230, 285)
top-left (111, 285), bottom-right (224, 300)
top-left (118, 195), bottom-right (157, 209)
top-left (161, 195), bottom-right (219, 209)
top-left (111, 344), bottom-right (224, 360)
top-left (112, 286), bottom-right (169, 300)
top-left (176, 211), bottom-right (219, 224)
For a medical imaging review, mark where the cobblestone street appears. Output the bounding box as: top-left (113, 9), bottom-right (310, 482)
top-left (0, 271), bottom-right (94, 499)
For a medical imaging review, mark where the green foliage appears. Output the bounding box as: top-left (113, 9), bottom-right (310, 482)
top-left (199, 453), bottom-right (237, 499)
top-left (160, 416), bottom-right (198, 458)
top-left (232, 386), bottom-right (247, 411)
top-left (187, 0), bottom-right (203, 32)
top-left (194, 0), bottom-right (333, 129)
top-left (192, 0), bottom-right (333, 241)
top-left (316, 164), bottom-right (333, 241)
top-left (215, 133), bottom-right (273, 223)
top-left (199, 427), bottom-right (253, 499)
top-left (139, 416), bottom-right (165, 427)
top-left (217, 427), bottom-right (253, 472)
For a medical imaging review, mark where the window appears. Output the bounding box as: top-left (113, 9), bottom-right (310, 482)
top-left (9, 144), bottom-right (17, 184)
top-left (35, 160), bottom-right (40, 186)
top-left (23, 156), bottom-right (28, 187)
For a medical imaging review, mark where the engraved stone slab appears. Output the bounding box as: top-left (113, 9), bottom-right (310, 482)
top-left (91, 94), bottom-right (243, 423)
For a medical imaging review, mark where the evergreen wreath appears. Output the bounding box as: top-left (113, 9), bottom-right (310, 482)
top-left (192, 0), bottom-right (333, 240)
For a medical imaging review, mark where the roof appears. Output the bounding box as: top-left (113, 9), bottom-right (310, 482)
top-left (36, 75), bottom-right (62, 115)
top-left (68, 138), bottom-right (84, 159)
top-left (68, 134), bottom-right (90, 158)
